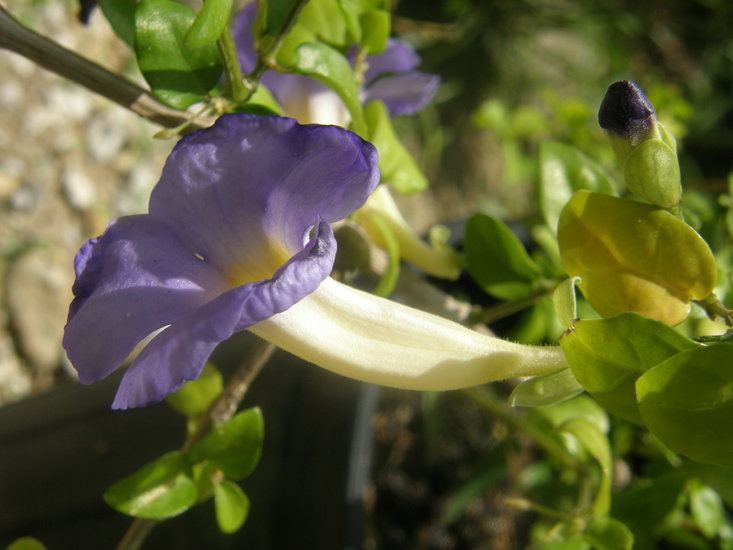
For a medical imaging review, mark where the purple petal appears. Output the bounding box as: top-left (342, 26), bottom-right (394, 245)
top-left (111, 220), bottom-right (336, 409)
top-left (63, 216), bottom-right (227, 385)
top-left (232, 2), bottom-right (258, 73)
top-left (149, 114), bottom-right (379, 280)
top-left (363, 39), bottom-right (421, 84)
top-left (363, 72), bottom-right (440, 116)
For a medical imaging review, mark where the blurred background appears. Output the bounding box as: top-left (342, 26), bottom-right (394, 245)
top-left (1, 0), bottom-right (732, 548)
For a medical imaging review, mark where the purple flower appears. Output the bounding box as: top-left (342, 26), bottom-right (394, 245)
top-left (63, 114), bottom-right (379, 409)
top-left (233, 4), bottom-right (439, 123)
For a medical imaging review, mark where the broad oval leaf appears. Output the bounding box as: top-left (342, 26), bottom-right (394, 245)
top-left (560, 313), bottom-right (699, 423)
top-left (539, 141), bottom-right (616, 232)
top-left (214, 480), bottom-right (250, 533)
top-left (558, 190), bottom-right (716, 325)
top-left (464, 213), bottom-right (543, 300)
top-left (104, 451), bottom-right (197, 519)
top-left (135, 0), bottom-right (222, 109)
top-left (190, 407), bottom-right (264, 480)
top-left (636, 343), bottom-right (733, 466)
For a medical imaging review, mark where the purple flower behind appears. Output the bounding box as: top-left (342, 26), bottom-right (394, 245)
top-left (233, 4), bottom-right (439, 119)
top-left (63, 114), bottom-right (379, 409)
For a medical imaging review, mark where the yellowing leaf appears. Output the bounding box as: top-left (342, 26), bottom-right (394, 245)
top-left (558, 190), bottom-right (716, 325)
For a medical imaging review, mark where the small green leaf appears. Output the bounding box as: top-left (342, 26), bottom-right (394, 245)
top-left (261, 0), bottom-right (300, 36)
top-left (689, 480), bottom-right (725, 539)
top-left (583, 517), bottom-right (634, 550)
top-left (99, 0), bottom-right (137, 47)
top-left (539, 141), bottom-right (616, 233)
top-left (6, 538), bottom-right (48, 550)
top-left (104, 451), bottom-right (197, 519)
top-left (558, 190), bottom-right (717, 326)
top-left (190, 407), bottom-right (264, 480)
top-left (559, 418), bottom-right (612, 516)
top-left (533, 394), bottom-right (609, 434)
top-left (560, 313), bottom-right (699, 423)
top-left (363, 100), bottom-right (428, 193)
top-left (135, 0), bottom-right (222, 109)
top-left (510, 368), bottom-right (585, 408)
top-left (185, 0), bottom-right (234, 49)
top-left (214, 480), bottom-right (250, 533)
top-left (293, 42), bottom-right (367, 135)
top-left (464, 213), bottom-right (543, 300)
top-left (166, 364), bottom-right (224, 418)
top-left (358, 10), bottom-right (389, 54)
top-left (554, 276), bottom-right (581, 329)
top-left (636, 343), bottom-right (733, 466)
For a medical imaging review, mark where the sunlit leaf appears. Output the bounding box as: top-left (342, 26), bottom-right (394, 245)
top-left (636, 343), bottom-right (733, 466)
top-left (166, 363), bottom-right (223, 418)
top-left (560, 313), bottom-right (699, 422)
top-left (689, 480), bottom-right (725, 539)
top-left (553, 276), bottom-right (581, 329)
top-left (364, 100), bottom-right (427, 193)
top-left (190, 407), bottom-right (264, 480)
top-left (99, 0), bottom-right (137, 47)
top-left (134, 0), bottom-right (222, 109)
top-left (104, 451), bottom-right (197, 519)
top-left (558, 190), bottom-right (716, 326)
top-left (214, 480), bottom-right (250, 533)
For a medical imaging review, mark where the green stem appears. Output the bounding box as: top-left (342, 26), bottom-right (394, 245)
top-left (477, 287), bottom-right (552, 325)
top-left (115, 338), bottom-right (275, 550)
top-left (217, 24), bottom-right (250, 104)
top-left (695, 293), bottom-right (733, 327)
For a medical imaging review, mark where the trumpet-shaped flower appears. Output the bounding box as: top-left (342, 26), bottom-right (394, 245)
top-left (63, 114), bottom-right (566, 409)
top-left (233, 4), bottom-right (440, 125)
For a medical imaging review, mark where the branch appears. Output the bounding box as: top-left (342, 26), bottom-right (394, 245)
top-left (0, 3), bottom-right (213, 131)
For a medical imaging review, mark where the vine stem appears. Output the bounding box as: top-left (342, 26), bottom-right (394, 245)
top-left (0, 3), bottom-right (212, 131)
top-left (115, 338), bottom-right (276, 550)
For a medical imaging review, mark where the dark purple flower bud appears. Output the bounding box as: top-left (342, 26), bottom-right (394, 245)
top-left (598, 80), bottom-right (656, 143)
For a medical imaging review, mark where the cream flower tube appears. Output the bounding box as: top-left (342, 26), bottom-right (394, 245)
top-left (250, 277), bottom-right (567, 390)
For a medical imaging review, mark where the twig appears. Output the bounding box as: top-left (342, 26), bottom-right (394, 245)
top-left (115, 338), bottom-right (276, 550)
top-left (0, 3), bottom-right (213, 131)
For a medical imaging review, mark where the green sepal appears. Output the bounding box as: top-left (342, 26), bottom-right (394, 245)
top-left (560, 313), bottom-right (699, 423)
top-left (189, 407), bottom-right (264, 480)
top-left (623, 139), bottom-right (681, 209)
top-left (185, 0), bottom-right (234, 49)
top-left (553, 276), bottom-right (581, 329)
top-left (509, 368), bottom-right (584, 408)
top-left (636, 343), bottom-right (733, 466)
top-left (134, 0), bottom-right (223, 109)
top-left (103, 451), bottom-right (197, 519)
top-left (165, 363), bottom-right (224, 419)
top-left (214, 480), bottom-right (250, 533)
top-left (363, 100), bottom-right (428, 193)
top-left (464, 212), bottom-right (543, 301)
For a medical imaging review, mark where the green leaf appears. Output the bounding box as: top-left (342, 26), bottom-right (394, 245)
top-left (533, 394), bottom-right (609, 434)
top-left (214, 480), bottom-right (250, 533)
top-left (99, 0), bottom-right (137, 48)
top-left (293, 42), bottom-right (367, 135)
top-left (166, 364), bottom-right (223, 418)
top-left (190, 407), bottom-right (264, 480)
top-left (636, 344), bottom-right (733, 466)
top-left (560, 313), bottom-right (699, 423)
top-left (358, 10), bottom-right (389, 54)
top-left (135, 0), bottom-right (222, 109)
top-left (510, 368), bottom-right (585, 408)
top-left (185, 0), bottom-right (234, 49)
top-left (539, 141), bottom-right (616, 233)
top-left (104, 451), bottom-right (197, 519)
top-left (559, 418), bottom-right (612, 516)
top-left (296, 0), bottom-right (352, 45)
top-left (261, 0), bottom-right (300, 36)
top-left (583, 517), bottom-right (634, 550)
top-left (363, 100), bottom-right (428, 193)
top-left (6, 538), bottom-right (48, 550)
top-left (689, 480), bottom-right (725, 539)
top-left (554, 276), bottom-right (581, 329)
top-left (464, 212), bottom-right (543, 300)
top-left (558, 190), bottom-right (717, 326)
